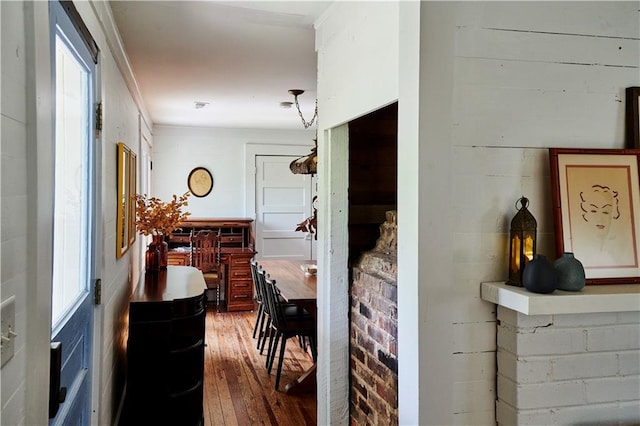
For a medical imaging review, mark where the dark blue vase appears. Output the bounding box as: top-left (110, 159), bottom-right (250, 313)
top-left (554, 252), bottom-right (585, 292)
top-left (522, 255), bottom-right (557, 294)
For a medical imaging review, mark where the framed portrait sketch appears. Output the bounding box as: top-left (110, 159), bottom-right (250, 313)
top-left (549, 148), bottom-right (640, 284)
top-left (187, 167), bottom-right (213, 197)
top-left (626, 87), bottom-right (640, 149)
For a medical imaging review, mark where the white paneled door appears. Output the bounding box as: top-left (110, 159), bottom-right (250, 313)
top-left (255, 155), bottom-right (316, 260)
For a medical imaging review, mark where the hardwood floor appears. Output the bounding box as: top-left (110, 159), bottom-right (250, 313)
top-left (203, 308), bottom-right (316, 426)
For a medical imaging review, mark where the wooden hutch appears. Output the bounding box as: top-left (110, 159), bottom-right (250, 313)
top-left (167, 218), bottom-right (256, 311)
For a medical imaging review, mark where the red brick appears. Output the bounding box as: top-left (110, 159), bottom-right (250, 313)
top-left (371, 294), bottom-right (392, 315)
top-left (351, 312), bottom-right (368, 333)
top-left (367, 391), bottom-right (388, 419)
top-left (357, 395), bottom-right (371, 416)
top-left (367, 323), bottom-right (390, 347)
top-left (388, 339), bottom-right (397, 357)
top-left (366, 356), bottom-right (390, 381)
top-left (352, 346), bottom-right (365, 363)
top-left (378, 316), bottom-right (398, 339)
top-left (376, 379), bottom-right (398, 407)
top-left (381, 281), bottom-right (398, 302)
top-left (357, 332), bottom-right (375, 354)
top-left (352, 378), bottom-right (368, 399)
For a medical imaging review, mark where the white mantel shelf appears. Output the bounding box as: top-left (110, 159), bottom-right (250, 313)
top-left (481, 281), bottom-right (640, 315)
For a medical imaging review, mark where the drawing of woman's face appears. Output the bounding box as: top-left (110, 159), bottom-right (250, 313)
top-left (580, 185), bottom-right (620, 238)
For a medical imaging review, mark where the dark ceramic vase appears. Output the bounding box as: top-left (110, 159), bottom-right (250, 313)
top-left (522, 255), bottom-right (557, 294)
top-left (153, 234), bottom-right (169, 269)
top-left (553, 252), bottom-right (585, 292)
top-left (145, 241), bottom-right (160, 272)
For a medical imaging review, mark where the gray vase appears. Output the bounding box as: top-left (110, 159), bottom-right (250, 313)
top-left (553, 252), bottom-right (585, 291)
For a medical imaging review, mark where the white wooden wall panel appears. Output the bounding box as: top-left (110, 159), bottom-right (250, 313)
top-left (452, 380), bottom-right (496, 414)
top-left (452, 322), bottom-right (496, 353)
top-left (456, 58), bottom-right (636, 93)
top-left (315, 1), bottom-right (399, 130)
top-left (453, 88), bottom-right (625, 148)
top-left (456, 27), bottom-right (638, 66)
top-left (446, 2), bottom-right (639, 423)
top-left (460, 2), bottom-right (639, 38)
top-left (0, 3), bottom-right (28, 419)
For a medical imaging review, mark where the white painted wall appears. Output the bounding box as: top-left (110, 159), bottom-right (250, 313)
top-left (152, 125), bottom-right (314, 217)
top-left (315, 2), bottom-right (400, 424)
top-left (1, 1), bottom-right (149, 424)
top-left (316, 1), bottom-right (639, 425)
top-left (1, 2), bottom-right (29, 424)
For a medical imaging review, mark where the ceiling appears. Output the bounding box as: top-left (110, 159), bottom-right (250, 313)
top-left (109, 1), bottom-right (332, 130)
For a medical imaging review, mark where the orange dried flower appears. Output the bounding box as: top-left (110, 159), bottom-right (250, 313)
top-left (135, 192), bottom-right (191, 236)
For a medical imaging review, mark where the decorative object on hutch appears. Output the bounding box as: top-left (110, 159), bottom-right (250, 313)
top-left (626, 87), bottom-right (640, 149)
top-left (187, 166), bottom-right (214, 197)
top-left (167, 218), bottom-right (256, 311)
top-left (522, 254), bottom-right (557, 294)
top-left (549, 148), bottom-right (640, 284)
top-left (554, 252), bottom-right (585, 292)
top-left (507, 196), bottom-right (537, 287)
top-left (135, 192), bottom-right (190, 271)
top-left (116, 142), bottom-right (137, 259)
top-left (121, 266), bottom-right (206, 425)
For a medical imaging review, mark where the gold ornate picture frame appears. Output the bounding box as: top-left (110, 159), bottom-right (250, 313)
top-left (116, 142), bottom-right (136, 258)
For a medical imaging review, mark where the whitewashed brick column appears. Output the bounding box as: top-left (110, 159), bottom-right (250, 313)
top-left (496, 306), bottom-right (640, 425)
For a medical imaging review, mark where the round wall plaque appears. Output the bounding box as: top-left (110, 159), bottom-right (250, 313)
top-left (187, 167), bottom-right (213, 197)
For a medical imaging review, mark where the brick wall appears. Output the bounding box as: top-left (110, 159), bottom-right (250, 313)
top-left (496, 306), bottom-right (640, 425)
top-left (350, 251), bottom-right (398, 425)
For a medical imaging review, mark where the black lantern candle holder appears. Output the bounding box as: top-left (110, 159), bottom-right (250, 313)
top-left (508, 196), bottom-right (537, 286)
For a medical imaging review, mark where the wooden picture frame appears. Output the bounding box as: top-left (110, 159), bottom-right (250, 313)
top-left (626, 87), bottom-right (640, 149)
top-left (549, 148), bottom-right (640, 284)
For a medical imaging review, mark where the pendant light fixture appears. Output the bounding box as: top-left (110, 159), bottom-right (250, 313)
top-left (287, 89), bottom-right (318, 175)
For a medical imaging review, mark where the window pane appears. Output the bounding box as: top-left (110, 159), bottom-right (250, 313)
top-left (51, 34), bottom-right (90, 329)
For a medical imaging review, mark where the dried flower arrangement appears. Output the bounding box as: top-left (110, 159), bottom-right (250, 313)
top-left (135, 192), bottom-right (191, 236)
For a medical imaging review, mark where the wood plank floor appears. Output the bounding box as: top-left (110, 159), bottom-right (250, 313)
top-left (203, 307), bottom-right (316, 426)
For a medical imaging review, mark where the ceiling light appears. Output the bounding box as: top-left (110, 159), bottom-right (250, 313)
top-left (288, 89), bottom-right (317, 129)
top-left (287, 89), bottom-right (318, 175)
top-left (280, 101), bottom-right (293, 108)
top-left (194, 101), bottom-right (209, 109)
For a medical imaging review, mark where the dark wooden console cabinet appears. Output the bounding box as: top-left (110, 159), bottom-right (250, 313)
top-left (167, 218), bottom-right (256, 311)
top-left (121, 266), bottom-right (206, 426)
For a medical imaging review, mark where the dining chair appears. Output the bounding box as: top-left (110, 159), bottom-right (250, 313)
top-left (256, 268), bottom-right (274, 354)
top-left (263, 276), bottom-right (317, 391)
top-left (250, 259), bottom-right (267, 340)
top-left (191, 229), bottom-right (223, 311)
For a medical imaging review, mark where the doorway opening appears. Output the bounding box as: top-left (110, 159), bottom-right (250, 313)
top-left (348, 102), bottom-right (398, 266)
top-left (347, 101), bottom-right (399, 424)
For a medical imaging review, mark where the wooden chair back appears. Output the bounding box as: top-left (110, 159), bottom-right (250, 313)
top-left (191, 230), bottom-right (220, 273)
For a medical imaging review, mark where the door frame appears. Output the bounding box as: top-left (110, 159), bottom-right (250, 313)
top-left (24, 2), bottom-right (102, 424)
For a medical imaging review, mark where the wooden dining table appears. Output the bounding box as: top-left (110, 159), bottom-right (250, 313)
top-left (258, 259), bottom-right (317, 395)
